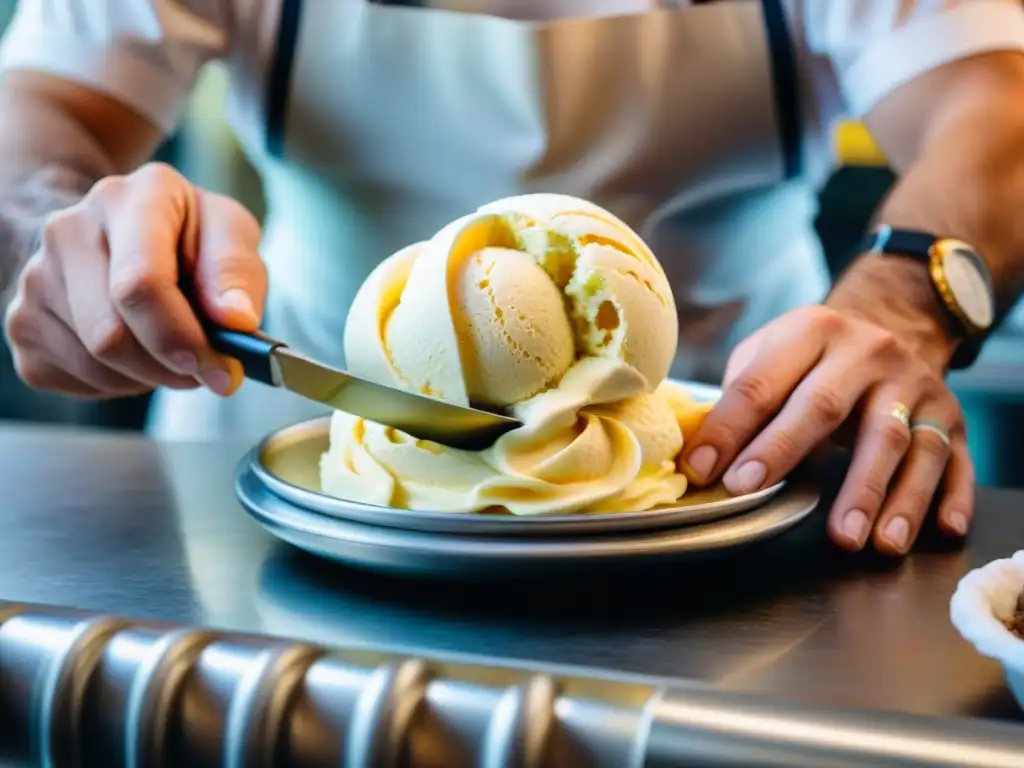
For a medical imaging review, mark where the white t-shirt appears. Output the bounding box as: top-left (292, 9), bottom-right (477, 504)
top-left (2, 0), bottom-right (1024, 153)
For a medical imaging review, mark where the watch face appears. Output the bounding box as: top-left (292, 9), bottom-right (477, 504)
top-left (942, 244), bottom-right (995, 330)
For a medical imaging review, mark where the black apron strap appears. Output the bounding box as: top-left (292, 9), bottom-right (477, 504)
top-left (265, 0), bottom-right (304, 158)
top-left (761, 0), bottom-right (802, 179)
top-left (683, 0), bottom-right (803, 178)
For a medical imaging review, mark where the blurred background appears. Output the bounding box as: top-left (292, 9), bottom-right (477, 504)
top-left (0, 1), bottom-right (1022, 486)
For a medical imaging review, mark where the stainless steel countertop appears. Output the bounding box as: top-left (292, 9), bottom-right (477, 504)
top-left (1, 423), bottom-right (1022, 725)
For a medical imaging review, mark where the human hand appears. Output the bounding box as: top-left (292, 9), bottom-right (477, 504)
top-left (4, 162), bottom-right (267, 398)
top-left (679, 302), bottom-right (973, 555)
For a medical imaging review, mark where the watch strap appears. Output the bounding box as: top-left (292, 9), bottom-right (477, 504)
top-left (949, 339), bottom-right (982, 369)
top-left (860, 226), bottom-right (936, 262)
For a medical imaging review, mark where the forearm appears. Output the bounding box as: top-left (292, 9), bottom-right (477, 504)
top-left (0, 90), bottom-right (116, 300)
top-left (828, 53), bottom-right (1024, 370)
top-left (875, 96), bottom-right (1024, 315)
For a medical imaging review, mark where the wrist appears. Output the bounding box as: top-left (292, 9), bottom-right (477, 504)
top-left (826, 253), bottom-right (958, 373)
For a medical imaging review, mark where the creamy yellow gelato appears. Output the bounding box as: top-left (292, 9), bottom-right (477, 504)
top-left (320, 194), bottom-right (707, 515)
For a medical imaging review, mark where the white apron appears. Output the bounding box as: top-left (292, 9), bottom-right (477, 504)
top-left (147, 0), bottom-right (831, 442)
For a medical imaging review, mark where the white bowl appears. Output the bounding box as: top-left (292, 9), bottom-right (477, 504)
top-left (950, 551), bottom-right (1024, 709)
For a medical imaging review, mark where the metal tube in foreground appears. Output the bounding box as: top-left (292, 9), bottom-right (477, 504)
top-left (1, 601), bottom-right (1022, 767)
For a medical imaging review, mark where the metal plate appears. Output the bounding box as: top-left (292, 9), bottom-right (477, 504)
top-left (246, 380), bottom-right (786, 537)
top-left (237, 464), bottom-right (820, 577)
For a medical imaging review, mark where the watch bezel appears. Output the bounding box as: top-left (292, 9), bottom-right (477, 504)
top-left (928, 238), bottom-right (995, 334)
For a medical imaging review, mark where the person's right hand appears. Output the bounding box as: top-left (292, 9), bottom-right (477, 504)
top-left (4, 162), bottom-right (267, 398)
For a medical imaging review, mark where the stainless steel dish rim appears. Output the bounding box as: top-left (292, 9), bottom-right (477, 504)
top-left (246, 379), bottom-right (787, 536)
top-left (237, 464), bottom-right (821, 559)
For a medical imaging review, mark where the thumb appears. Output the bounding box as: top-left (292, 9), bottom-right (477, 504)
top-left (187, 189), bottom-right (267, 332)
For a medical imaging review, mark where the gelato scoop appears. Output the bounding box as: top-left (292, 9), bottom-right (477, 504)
top-left (321, 194), bottom-right (704, 515)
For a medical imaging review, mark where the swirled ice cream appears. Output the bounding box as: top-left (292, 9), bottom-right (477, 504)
top-left (320, 194), bottom-right (709, 515)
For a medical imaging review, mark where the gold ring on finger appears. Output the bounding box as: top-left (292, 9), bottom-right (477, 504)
top-left (890, 401), bottom-right (911, 428)
top-left (910, 418), bottom-right (952, 448)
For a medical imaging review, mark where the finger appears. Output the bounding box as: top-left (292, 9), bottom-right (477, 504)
top-left (720, 347), bottom-right (877, 495)
top-left (41, 308), bottom-right (159, 394)
top-left (50, 204), bottom-right (198, 390)
top-left (680, 311), bottom-right (834, 486)
top-left (189, 189), bottom-right (266, 331)
top-left (827, 388), bottom-right (915, 551)
top-left (102, 165), bottom-right (238, 395)
top-left (872, 402), bottom-right (958, 556)
top-left (721, 331), bottom-right (761, 385)
top-left (6, 305), bottom-right (148, 397)
top-left (3, 252), bottom-right (109, 397)
top-left (16, 222), bottom-right (71, 323)
top-left (10, 353), bottom-right (104, 397)
top-left (936, 432), bottom-right (975, 538)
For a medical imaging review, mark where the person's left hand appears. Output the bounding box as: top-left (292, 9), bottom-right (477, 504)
top-left (679, 299), bottom-right (974, 556)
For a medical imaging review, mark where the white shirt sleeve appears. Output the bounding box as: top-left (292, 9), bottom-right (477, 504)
top-left (0, 0), bottom-right (232, 133)
top-left (804, 0), bottom-right (1024, 117)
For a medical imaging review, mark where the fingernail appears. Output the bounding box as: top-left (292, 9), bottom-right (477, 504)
top-left (201, 368), bottom-right (235, 396)
top-left (883, 517), bottom-right (910, 551)
top-left (218, 288), bottom-right (258, 323)
top-left (687, 445), bottom-right (718, 479)
top-left (167, 352), bottom-right (198, 376)
top-left (842, 509), bottom-right (870, 546)
top-left (725, 460), bottom-right (766, 494)
top-left (948, 511), bottom-right (968, 536)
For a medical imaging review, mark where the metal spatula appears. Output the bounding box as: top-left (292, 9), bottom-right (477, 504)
top-left (178, 266), bottom-right (520, 449)
top-left (202, 325), bottom-right (521, 450)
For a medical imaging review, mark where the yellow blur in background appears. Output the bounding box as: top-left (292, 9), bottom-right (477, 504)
top-left (834, 120), bottom-right (887, 167)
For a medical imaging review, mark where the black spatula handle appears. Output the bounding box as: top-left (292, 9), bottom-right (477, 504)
top-left (206, 328), bottom-right (282, 386)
